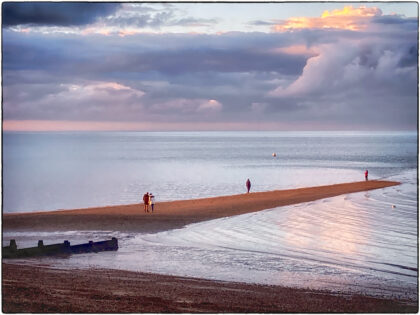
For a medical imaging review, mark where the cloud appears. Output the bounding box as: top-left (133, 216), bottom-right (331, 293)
top-left (2, 30), bottom-right (309, 77)
top-left (2, 4), bottom-right (417, 130)
top-left (197, 99), bottom-right (223, 112)
top-left (2, 2), bottom-right (121, 26)
top-left (149, 98), bottom-right (222, 114)
top-left (259, 5), bottom-right (418, 130)
top-left (101, 4), bottom-right (175, 29)
top-left (104, 3), bottom-right (217, 30)
top-left (2, 30), bottom-right (307, 124)
top-left (3, 81), bottom-right (145, 121)
top-left (268, 39), bottom-right (417, 129)
top-left (3, 2), bottom-right (218, 35)
top-left (270, 38), bottom-right (417, 98)
top-left (250, 20), bottom-right (276, 26)
top-left (251, 102), bottom-right (268, 113)
top-left (118, 48), bottom-right (306, 75)
top-left (273, 6), bottom-right (382, 31)
top-left (372, 15), bottom-right (418, 27)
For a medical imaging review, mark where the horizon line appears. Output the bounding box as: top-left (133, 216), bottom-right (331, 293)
top-left (2, 120), bottom-right (417, 133)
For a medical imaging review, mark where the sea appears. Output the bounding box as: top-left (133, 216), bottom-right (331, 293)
top-left (2, 131), bottom-right (418, 299)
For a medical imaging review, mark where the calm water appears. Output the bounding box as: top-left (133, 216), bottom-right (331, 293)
top-left (2, 131), bottom-right (418, 299)
top-left (3, 131), bottom-right (417, 212)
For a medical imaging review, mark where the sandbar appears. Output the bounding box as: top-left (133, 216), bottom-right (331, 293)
top-left (3, 180), bottom-right (399, 233)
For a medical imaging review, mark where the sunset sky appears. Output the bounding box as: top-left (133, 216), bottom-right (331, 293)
top-left (2, 2), bottom-right (418, 131)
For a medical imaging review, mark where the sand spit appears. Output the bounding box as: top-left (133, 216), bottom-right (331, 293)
top-left (3, 180), bottom-right (399, 233)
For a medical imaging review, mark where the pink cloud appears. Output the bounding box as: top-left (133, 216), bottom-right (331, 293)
top-left (271, 45), bottom-right (318, 56)
top-left (197, 99), bottom-right (222, 112)
top-left (150, 98), bottom-right (223, 113)
top-left (3, 81), bottom-right (146, 121)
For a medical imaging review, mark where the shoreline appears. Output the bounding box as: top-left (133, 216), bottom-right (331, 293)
top-left (3, 180), bottom-right (416, 313)
top-left (4, 180), bottom-right (399, 233)
top-left (2, 263), bottom-right (417, 313)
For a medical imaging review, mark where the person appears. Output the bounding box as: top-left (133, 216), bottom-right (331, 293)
top-left (246, 178), bottom-right (251, 193)
top-left (365, 170), bottom-right (368, 181)
top-left (143, 192), bottom-right (150, 212)
top-left (149, 193), bottom-right (155, 212)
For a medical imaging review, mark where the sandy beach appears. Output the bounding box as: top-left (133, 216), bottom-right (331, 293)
top-left (2, 263), bottom-right (416, 313)
top-left (3, 180), bottom-right (399, 232)
top-left (4, 179), bottom-right (417, 313)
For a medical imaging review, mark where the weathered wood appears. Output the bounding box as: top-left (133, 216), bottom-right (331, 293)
top-left (2, 238), bottom-right (118, 258)
top-left (2, 240), bottom-right (18, 258)
top-left (69, 238), bottom-right (118, 254)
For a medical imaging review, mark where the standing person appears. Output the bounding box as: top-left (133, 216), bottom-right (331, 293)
top-left (365, 170), bottom-right (368, 181)
top-left (143, 192), bottom-right (150, 212)
top-left (246, 178), bottom-right (251, 193)
top-left (149, 193), bottom-right (155, 213)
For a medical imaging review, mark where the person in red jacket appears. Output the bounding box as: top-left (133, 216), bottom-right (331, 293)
top-left (143, 192), bottom-right (150, 212)
top-left (365, 170), bottom-right (368, 181)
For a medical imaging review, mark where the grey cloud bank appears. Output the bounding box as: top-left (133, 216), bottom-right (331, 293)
top-left (2, 2), bottom-right (121, 26)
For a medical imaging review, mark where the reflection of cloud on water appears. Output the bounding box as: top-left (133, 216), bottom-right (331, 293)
top-left (280, 196), bottom-right (362, 257)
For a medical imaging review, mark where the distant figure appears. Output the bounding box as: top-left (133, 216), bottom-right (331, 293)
top-left (149, 193), bottom-right (155, 212)
top-left (246, 178), bottom-right (251, 193)
top-left (365, 170), bottom-right (368, 181)
top-left (272, 153), bottom-right (277, 157)
top-left (143, 192), bottom-right (150, 212)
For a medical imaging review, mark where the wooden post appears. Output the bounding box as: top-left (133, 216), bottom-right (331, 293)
top-left (112, 237), bottom-right (118, 249)
top-left (9, 240), bottom-right (17, 251)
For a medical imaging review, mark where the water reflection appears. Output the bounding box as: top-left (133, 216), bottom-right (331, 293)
top-left (281, 197), bottom-right (363, 257)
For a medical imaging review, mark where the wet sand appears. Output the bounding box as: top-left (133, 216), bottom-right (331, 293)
top-left (3, 180), bottom-right (399, 233)
top-left (2, 263), bottom-right (417, 313)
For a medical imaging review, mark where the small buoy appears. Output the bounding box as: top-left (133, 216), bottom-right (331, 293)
top-left (272, 153), bottom-right (277, 157)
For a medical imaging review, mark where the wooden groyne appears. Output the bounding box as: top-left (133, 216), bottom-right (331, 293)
top-left (2, 238), bottom-right (118, 258)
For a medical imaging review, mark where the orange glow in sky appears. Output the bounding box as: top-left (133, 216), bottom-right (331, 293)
top-left (321, 6), bottom-right (380, 18)
top-left (274, 6), bottom-right (382, 31)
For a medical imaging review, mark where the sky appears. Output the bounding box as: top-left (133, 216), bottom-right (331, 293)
top-left (2, 2), bottom-right (418, 131)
